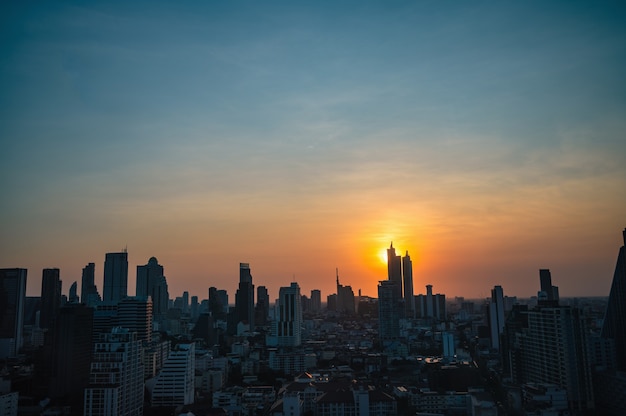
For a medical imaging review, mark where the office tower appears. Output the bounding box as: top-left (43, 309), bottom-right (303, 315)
top-left (235, 263), bottom-right (255, 331)
top-left (49, 304), bottom-right (94, 414)
top-left (117, 296), bottom-right (153, 344)
top-left (208, 287), bottom-right (225, 320)
top-left (182, 291), bottom-right (189, 313)
top-left (601, 228), bottom-right (626, 371)
top-left (311, 289), bottom-right (321, 312)
top-left (256, 285), bottom-right (270, 322)
top-left (336, 269), bottom-right (355, 314)
top-left (426, 284), bottom-right (434, 317)
top-left (326, 294), bottom-right (337, 311)
top-left (387, 242), bottom-right (402, 299)
top-left (539, 269), bottom-right (559, 306)
top-left (442, 332), bottom-right (455, 359)
top-left (489, 285), bottom-right (505, 350)
top-left (68, 281), bottom-right (79, 303)
top-left (523, 306), bottom-right (594, 411)
top-left (150, 343), bottom-right (195, 407)
top-left (103, 251), bottom-right (128, 303)
top-left (40, 268), bottom-right (62, 331)
top-left (84, 328), bottom-right (144, 416)
top-left (378, 280), bottom-right (401, 341)
top-left (0, 268), bottom-right (27, 359)
top-left (81, 263), bottom-right (101, 307)
top-left (402, 251), bottom-right (415, 318)
top-left (275, 282), bottom-right (302, 347)
top-left (190, 296), bottom-right (199, 322)
top-left (415, 285), bottom-right (446, 320)
top-left (136, 257), bottom-right (169, 321)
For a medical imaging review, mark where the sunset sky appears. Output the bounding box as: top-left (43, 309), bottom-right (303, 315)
top-left (1, 1), bottom-right (625, 302)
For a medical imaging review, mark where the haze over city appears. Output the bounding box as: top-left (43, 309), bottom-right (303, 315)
top-left (1, 1), bottom-right (625, 301)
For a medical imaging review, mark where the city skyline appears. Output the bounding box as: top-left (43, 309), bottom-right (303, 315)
top-left (1, 1), bottom-right (625, 300)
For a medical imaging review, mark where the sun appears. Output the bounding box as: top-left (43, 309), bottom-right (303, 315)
top-left (378, 248), bottom-right (388, 265)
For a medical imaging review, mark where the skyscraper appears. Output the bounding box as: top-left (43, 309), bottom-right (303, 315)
top-left (81, 263), bottom-right (101, 307)
top-left (387, 242), bottom-right (402, 299)
top-left (336, 269), bottom-right (355, 314)
top-left (0, 268), bottom-right (27, 359)
top-left (117, 296), bottom-right (153, 344)
top-left (539, 269), bottom-right (559, 306)
top-left (489, 285), bottom-right (505, 350)
top-left (402, 251), bottom-right (414, 318)
top-left (256, 285), bottom-right (270, 324)
top-left (378, 280), bottom-right (401, 342)
top-left (275, 282), bottom-right (302, 347)
top-left (40, 268), bottom-right (62, 331)
top-left (311, 289), bottom-right (322, 312)
top-left (150, 343), bottom-right (195, 407)
top-left (235, 263), bottom-right (255, 331)
top-left (601, 228), bottom-right (626, 371)
top-left (84, 328), bottom-right (144, 416)
top-left (103, 251), bottom-right (128, 303)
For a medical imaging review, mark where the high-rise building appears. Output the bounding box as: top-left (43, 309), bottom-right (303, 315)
top-left (378, 280), bottom-right (401, 341)
top-left (235, 263), bottom-right (255, 331)
top-left (150, 343), bottom-right (195, 407)
top-left (336, 269), bottom-right (355, 314)
top-left (84, 328), bottom-right (144, 416)
top-left (40, 268), bottom-right (62, 331)
top-left (81, 263), bottom-right (101, 307)
top-left (103, 251), bottom-right (128, 303)
top-left (539, 269), bottom-right (559, 306)
top-left (489, 285), bottom-right (505, 350)
top-left (68, 281), bottom-right (79, 304)
top-left (256, 285), bottom-right (270, 324)
top-left (402, 251), bottom-right (414, 318)
top-left (48, 304), bottom-right (94, 414)
top-left (117, 296), bottom-right (153, 344)
top-left (0, 268), bottom-right (27, 359)
top-left (415, 284), bottom-right (446, 320)
top-left (387, 242), bottom-right (402, 299)
top-left (136, 257), bottom-right (169, 319)
top-left (275, 282), bottom-right (302, 347)
top-left (310, 289), bottom-right (321, 312)
top-left (601, 228), bottom-right (626, 370)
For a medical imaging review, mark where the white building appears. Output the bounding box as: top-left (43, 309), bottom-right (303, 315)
top-left (150, 343), bottom-right (195, 407)
top-left (84, 328), bottom-right (144, 416)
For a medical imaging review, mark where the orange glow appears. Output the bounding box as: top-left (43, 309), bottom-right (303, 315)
top-left (378, 248), bottom-right (387, 265)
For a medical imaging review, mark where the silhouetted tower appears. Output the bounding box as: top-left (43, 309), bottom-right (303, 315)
top-left (68, 281), bottom-right (79, 303)
top-left (539, 269), bottom-right (559, 306)
top-left (0, 268), bottom-right (27, 359)
top-left (601, 228), bottom-right (626, 371)
top-left (387, 242), bottom-right (402, 299)
top-left (256, 285), bottom-right (270, 324)
top-left (40, 268), bottom-right (62, 331)
top-left (402, 251), bottom-right (415, 317)
top-left (276, 282), bottom-right (302, 346)
top-left (81, 263), bottom-right (100, 306)
top-left (136, 257), bottom-right (168, 319)
top-left (103, 251), bottom-right (128, 303)
top-left (378, 280), bottom-right (401, 341)
top-left (235, 263), bottom-right (255, 331)
top-left (489, 285), bottom-right (505, 350)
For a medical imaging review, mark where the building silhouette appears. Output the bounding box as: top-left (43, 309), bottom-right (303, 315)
top-left (310, 289), bottom-right (321, 312)
top-left (68, 281), bottom-right (79, 304)
top-left (136, 257), bottom-right (169, 321)
top-left (81, 263), bottom-right (101, 307)
top-left (117, 296), bottom-right (153, 345)
top-left (402, 251), bottom-right (415, 318)
top-left (387, 242), bottom-right (402, 300)
top-left (601, 228), bottom-right (626, 371)
top-left (48, 304), bottom-right (94, 415)
top-left (0, 268), bottom-right (27, 359)
top-left (235, 263), bottom-right (255, 331)
top-left (84, 328), bottom-right (144, 416)
top-left (102, 251), bottom-right (128, 303)
top-left (415, 284), bottom-right (446, 320)
top-left (378, 280), bottom-right (401, 341)
top-left (489, 285), bottom-right (505, 351)
top-left (336, 269), bottom-right (355, 314)
top-left (275, 282), bottom-right (302, 347)
top-left (40, 268), bottom-right (62, 331)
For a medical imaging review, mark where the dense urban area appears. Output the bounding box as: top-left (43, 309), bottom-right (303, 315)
top-left (1, 231), bottom-right (625, 416)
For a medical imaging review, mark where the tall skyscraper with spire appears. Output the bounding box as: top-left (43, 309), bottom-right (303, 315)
top-left (601, 228), bottom-right (626, 371)
top-left (102, 251), bottom-right (128, 303)
top-left (387, 242), bottom-right (402, 300)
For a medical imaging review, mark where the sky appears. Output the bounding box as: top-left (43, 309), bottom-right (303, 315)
top-left (1, 1), bottom-right (625, 302)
